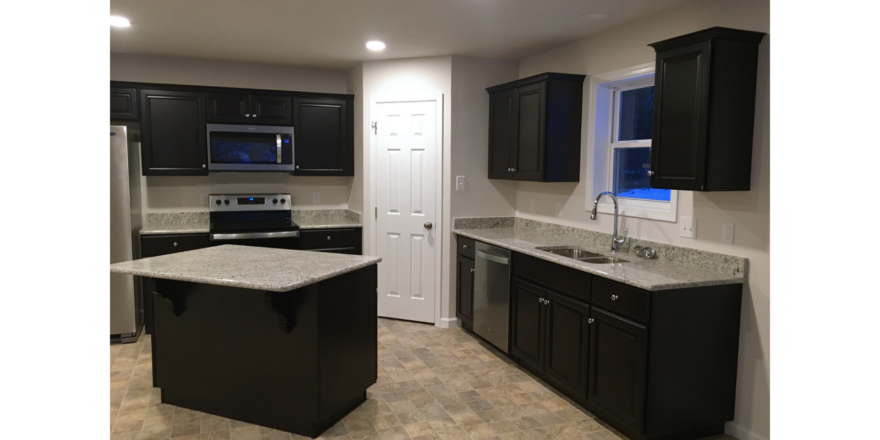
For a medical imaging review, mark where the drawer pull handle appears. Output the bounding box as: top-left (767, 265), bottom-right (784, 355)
top-left (173, 242), bottom-right (178, 247)
top-left (588, 318), bottom-right (594, 324)
top-left (611, 294), bottom-right (619, 301)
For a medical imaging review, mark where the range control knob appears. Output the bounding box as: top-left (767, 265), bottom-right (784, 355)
top-left (280, 199), bottom-right (286, 204)
top-left (215, 200), bottom-right (221, 205)
top-left (273, 198), bottom-right (278, 204)
top-left (224, 199), bottom-right (230, 205)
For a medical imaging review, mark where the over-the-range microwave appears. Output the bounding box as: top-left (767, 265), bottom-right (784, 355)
top-left (206, 123), bottom-right (294, 172)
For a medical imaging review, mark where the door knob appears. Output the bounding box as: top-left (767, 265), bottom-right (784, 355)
top-left (424, 222), bottom-right (433, 229)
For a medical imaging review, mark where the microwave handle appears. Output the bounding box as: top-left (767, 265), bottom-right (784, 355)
top-left (276, 134), bottom-right (282, 164)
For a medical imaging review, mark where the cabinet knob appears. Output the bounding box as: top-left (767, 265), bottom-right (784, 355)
top-left (202, 164), bottom-right (206, 169)
top-left (296, 166), bottom-right (300, 169)
top-left (327, 236), bottom-right (332, 240)
top-left (538, 297), bottom-right (544, 303)
top-left (462, 244), bottom-right (468, 249)
top-left (588, 318), bottom-right (594, 324)
top-left (470, 268), bottom-right (475, 273)
top-left (173, 242), bottom-right (178, 247)
top-left (647, 171), bottom-right (654, 176)
top-left (246, 113), bottom-right (251, 117)
top-left (512, 168), bottom-right (516, 172)
top-left (611, 294), bottom-right (619, 301)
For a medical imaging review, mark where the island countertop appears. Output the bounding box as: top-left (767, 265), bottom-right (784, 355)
top-left (110, 244), bottom-right (381, 292)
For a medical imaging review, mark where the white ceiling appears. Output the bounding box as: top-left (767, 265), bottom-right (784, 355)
top-left (110, 0), bottom-right (693, 70)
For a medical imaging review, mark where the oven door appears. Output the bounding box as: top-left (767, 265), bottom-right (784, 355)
top-left (206, 124), bottom-right (294, 172)
top-left (209, 231), bottom-right (300, 249)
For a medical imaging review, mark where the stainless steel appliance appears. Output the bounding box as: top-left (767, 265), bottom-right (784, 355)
top-left (474, 242), bottom-right (512, 353)
top-left (206, 124), bottom-right (295, 172)
top-left (110, 125), bottom-right (143, 343)
top-left (209, 194), bottom-right (300, 248)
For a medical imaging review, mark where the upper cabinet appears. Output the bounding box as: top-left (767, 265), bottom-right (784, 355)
top-left (486, 73), bottom-right (585, 182)
top-left (140, 89), bottom-right (208, 176)
top-left (110, 87), bottom-right (139, 120)
top-left (292, 97), bottom-right (354, 176)
top-left (649, 27), bottom-right (765, 191)
top-left (207, 92), bottom-right (292, 125)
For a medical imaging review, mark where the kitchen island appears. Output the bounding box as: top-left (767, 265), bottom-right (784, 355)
top-left (110, 245), bottom-right (381, 438)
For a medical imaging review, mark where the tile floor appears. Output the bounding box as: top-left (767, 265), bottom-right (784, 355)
top-left (110, 318), bottom-right (738, 440)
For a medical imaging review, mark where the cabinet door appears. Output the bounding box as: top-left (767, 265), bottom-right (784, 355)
top-left (456, 255), bottom-right (475, 326)
top-left (650, 40), bottom-right (711, 190)
top-left (251, 94), bottom-right (292, 125)
top-left (544, 291), bottom-right (590, 399)
top-left (588, 308), bottom-right (648, 431)
top-left (511, 82), bottom-right (546, 181)
top-left (140, 89), bottom-right (208, 175)
top-left (488, 89), bottom-right (515, 179)
top-left (206, 92), bottom-right (250, 124)
top-left (110, 87), bottom-right (138, 120)
top-left (292, 97), bottom-right (352, 175)
top-left (510, 278), bottom-right (546, 372)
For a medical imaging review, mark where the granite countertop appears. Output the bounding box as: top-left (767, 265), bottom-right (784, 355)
top-left (110, 244), bottom-right (381, 292)
top-left (453, 225), bottom-right (746, 291)
top-left (140, 210), bottom-right (363, 235)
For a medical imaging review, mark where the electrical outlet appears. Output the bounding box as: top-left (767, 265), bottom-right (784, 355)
top-left (679, 216), bottom-right (697, 239)
top-left (200, 193), bottom-right (209, 206)
top-left (312, 192), bottom-right (321, 204)
top-left (722, 223), bottom-right (735, 244)
top-left (456, 176), bottom-right (465, 191)
top-left (555, 202), bottom-right (562, 216)
top-left (529, 199), bottom-right (535, 213)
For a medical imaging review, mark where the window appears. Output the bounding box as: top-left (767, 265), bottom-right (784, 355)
top-left (589, 66), bottom-right (677, 222)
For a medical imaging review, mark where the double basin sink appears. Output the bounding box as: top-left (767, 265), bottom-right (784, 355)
top-left (536, 247), bottom-right (629, 264)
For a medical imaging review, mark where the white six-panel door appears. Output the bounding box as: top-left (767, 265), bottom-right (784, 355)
top-left (374, 97), bottom-right (440, 323)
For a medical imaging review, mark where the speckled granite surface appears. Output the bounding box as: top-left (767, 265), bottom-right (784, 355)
top-left (140, 210), bottom-right (362, 235)
top-left (453, 217), bottom-right (747, 291)
top-left (292, 209), bottom-right (363, 229)
top-left (110, 244), bottom-right (381, 292)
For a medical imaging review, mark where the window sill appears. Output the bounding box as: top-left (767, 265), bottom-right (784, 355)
top-left (596, 202), bottom-right (677, 222)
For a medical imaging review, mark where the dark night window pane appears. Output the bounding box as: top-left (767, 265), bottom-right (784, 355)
top-left (613, 147), bottom-right (670, 202)
top-left (618, 86), bottom-right (654, 141)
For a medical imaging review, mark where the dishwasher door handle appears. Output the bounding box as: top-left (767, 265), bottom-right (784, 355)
top-left (476, 249), bottom-right (509, 265)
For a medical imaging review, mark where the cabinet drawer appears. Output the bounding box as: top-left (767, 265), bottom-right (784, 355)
top-left (300, 229), bottom-right (359, 250)
top-left (457, 235), bottom-right (475, 259)
top-left (591, 277), bottom-right (651, 324)
top-left (141, 234), bottom-right (211, 258)
top-left (305, 247), bottom-right (359, 255)
top-left (512, 252), bottom-right (591, 304)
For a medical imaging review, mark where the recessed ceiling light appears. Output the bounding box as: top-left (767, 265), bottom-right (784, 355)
top-left (110, 16), bottom-right (131, 28)
top-left (582, 12), bottom-right (609, 20)
top-left (366, 41), bottom-right (386, 51)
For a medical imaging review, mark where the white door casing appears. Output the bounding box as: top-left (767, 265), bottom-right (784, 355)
top-left (372, 95), bottom-right (443, 324)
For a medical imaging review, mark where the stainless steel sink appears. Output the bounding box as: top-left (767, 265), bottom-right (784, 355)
top-left (581, 257), bottom-right (629, 264)
top-left (535, 247), bottom-right (628, 264)
top-left (536, 247), bottom-right (605, 260)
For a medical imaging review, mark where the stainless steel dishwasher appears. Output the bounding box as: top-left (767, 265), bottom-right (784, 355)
top-left (474, 242), bottom-right (511, 353)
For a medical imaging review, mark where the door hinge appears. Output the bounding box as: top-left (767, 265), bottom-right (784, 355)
top-left (372, 122), bottom-right (377, 134)
top-left (375, 207), bottom-right (378, 218)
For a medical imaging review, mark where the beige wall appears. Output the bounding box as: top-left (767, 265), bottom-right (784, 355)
top-left (516, 0), bottom-right (770, 439)
top-left (110, 53), bottom-right (354, 214)
top-left (447, 56), bottom-right (519, 322)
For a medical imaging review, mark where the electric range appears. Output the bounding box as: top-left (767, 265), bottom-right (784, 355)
top-left (208, 194), bottom-right (300, 249)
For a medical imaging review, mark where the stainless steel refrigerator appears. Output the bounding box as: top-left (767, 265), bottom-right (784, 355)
top-left (110, 125), bottom-right (143, 343)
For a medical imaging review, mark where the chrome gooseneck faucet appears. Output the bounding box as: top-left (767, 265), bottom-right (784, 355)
top-left (590, 191), bottom-right (626, 252)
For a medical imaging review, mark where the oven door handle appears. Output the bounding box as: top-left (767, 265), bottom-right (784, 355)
top-left (210, 231), bottom-right (300, 241)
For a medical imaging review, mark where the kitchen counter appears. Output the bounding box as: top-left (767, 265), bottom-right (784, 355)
top-left (454, 221), bottom-right (746, 291)
top-left (110, 244), bottom-right (380, 291)
top-left (139, 210), bottom-right (363, 235)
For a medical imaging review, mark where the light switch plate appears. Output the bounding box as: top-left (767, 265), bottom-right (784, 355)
top-left (312, 192), bottom-right (320, 204)
top-left (200, 193), bottom-right (209, 206)
top-left (680, 216), bottom-right (696, 239)
top-left (456, 176), bottom-right (465, 191)
top-left (722, 223), bottom-right (735, 244)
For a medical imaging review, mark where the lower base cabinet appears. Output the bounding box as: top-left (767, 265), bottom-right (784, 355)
top-left (456, 235), bottom-right (744, 440)
top-left (456, 255), bottom-right (475, 327)
top-left (299, 228), bottom-right (362, 255)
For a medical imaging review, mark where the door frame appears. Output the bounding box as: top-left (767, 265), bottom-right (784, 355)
top-left (369, 94), bottom-right (445, 326)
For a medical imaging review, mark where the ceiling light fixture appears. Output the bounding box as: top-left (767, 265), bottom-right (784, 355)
top-left (110, 16), bottom-right (131, 27)
top-left (582, 12), bottom-right (609, 20)
top-left (366, 41), bottom-right (386, 51)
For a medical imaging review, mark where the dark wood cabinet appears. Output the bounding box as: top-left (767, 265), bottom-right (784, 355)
top-left (298, 228), bottom-right (362, 255)
top-left (486, 73), bottom-right (585, 182)
top-left (140, 233), bottom-right (212, 334)
top-left (207, 92), bottom-right (292, 125)
top-left (588, 307), bottom-right (648, 431)
top-left (455, 255), bottom-right (475, 327)
top-left (510, 278), bottom-right (546, 371)
top-left (648, 27), bottom-right (765, 191)
top-left (111, 87), bottom-right (138, 120)
top-left (140, 89), bottom-right (208, 176)
top-left (292, 97), bottom-right (353, 176)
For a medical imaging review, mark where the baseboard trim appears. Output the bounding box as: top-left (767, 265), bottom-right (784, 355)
top-left (438, 317), bottom-right (460, 328)
top-left (726, 421), bottom-right (767, 440)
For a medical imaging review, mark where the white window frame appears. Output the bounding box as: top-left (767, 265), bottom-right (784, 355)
top-left (587, 63), bottom-right (678, 222)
